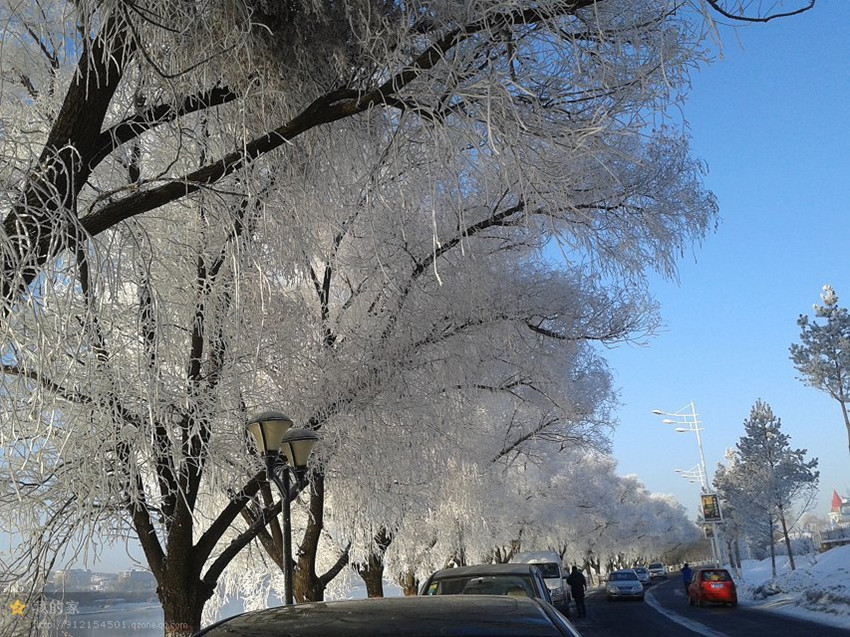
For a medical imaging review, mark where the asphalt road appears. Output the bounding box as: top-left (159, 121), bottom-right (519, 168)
top-left (571, 577), bottom-right (848, 637)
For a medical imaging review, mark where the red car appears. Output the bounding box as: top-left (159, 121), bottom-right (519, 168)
top-left (688, 568), bottom-right (737, 607)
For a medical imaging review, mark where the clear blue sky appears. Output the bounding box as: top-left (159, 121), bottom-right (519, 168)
top-left (608, 1), bottom-right (849, 519)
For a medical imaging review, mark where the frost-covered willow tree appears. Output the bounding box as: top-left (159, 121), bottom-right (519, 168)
top-left (251, 131), bottom-right (641, 603)
top-left (494, 455), bottom-right (700, 571)
top-left (0, 0), bottom-right (816, 635)
top-left (366, 449), bottom-right (699, 593)
top-left (552, 469), bottom-right (700, 572)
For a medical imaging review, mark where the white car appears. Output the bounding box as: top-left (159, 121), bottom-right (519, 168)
top-left (633, 566), bottom-right (651, 585)
top-left (509, 551), bottom-right (570, 614)
top-left (606, 569), bottom-right (645, 601)
top-left (648, 562), bottom-right (668, 579)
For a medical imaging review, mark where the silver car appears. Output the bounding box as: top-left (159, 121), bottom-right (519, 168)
top-left (633, 566), bottom-right (651, 585)
top-left (606, 569), bottom-right (645, 601)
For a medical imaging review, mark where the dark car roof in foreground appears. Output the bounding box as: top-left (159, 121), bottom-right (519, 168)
top-left (427, 563), bottom-right (542, 578)
top-left (194, 595), bottom-right (578, 637)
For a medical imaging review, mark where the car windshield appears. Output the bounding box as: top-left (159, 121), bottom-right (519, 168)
top-left (700, 570), bottom-right (732, 582)
top-left (649, 563), bottom-right (663, 569)
top-left (610, 572), bottom-right (638, 581)
top-left (533, 563), bottom-right (561, 579)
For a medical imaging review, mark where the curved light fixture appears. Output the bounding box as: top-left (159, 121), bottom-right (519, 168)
top-left (280, 428), bottom-right (319, 469)
top-left (245, 411), bottom-right (294, 454)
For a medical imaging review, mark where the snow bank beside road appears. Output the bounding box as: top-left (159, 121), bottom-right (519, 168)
top-left (735, 544), bottom-right (850, 629)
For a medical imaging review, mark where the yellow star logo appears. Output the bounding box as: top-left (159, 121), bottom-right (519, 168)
top-left (9, 599), bottom-right (26, 615)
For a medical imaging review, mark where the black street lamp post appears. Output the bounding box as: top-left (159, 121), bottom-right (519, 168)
top-left (245, 411), bottom-right (318, 605)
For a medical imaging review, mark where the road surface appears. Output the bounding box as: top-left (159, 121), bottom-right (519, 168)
top-left (572, 577), bottom-right (847, 637)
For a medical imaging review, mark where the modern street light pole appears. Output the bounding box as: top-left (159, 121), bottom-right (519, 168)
top-left (653, 401), bottom-right (721, 566)
top-left (245, 411), bottom-right (319, 605)
top-left (662, 402), bottom-right (710, 492)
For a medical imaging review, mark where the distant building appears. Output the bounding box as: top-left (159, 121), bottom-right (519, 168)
top-left (90, 572), bottom-right (118, 592)
top-left (116, 569), bottom-right (156, 592)
top-left (47, 569), bottom-right (94, 592)
top-left (45, 569), bottom-right (155, 593)
top-left (829, 489), bottom-right (850, 526)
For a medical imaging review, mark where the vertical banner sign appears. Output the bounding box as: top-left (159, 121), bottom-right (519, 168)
top-left (701, 494), bottom-right (723, 523)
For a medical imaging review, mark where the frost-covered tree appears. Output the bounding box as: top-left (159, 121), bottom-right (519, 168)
top-left (712, 452), bottom-right (746, 574)
top-left (0, 116), bottom-right (663, 628)
top-left (243, 125), bottom-right (660, 604)
top-left (715, 452), bottom-right (776, 568)
top-left (0, 0), bottom-right (816, 319)
top-left (714, 400), bottom-right (818, 573)
top-left (506, 454), bottom-right (700, 577)
top-left (513, 461), bottom-right (700, 573)
top-left (0, 0), bottom-right (816, 635)
top-left (790, 285), bottom-right (850, 456)
top-left (369, 449), bottom-right (699, 590)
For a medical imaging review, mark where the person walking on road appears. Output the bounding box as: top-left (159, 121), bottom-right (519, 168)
top-left (681, 563), bottom-right (693, 597)
top-left (566, 566), bottom-right (587, 618)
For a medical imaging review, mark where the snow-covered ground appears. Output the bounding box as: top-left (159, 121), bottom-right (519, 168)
top-left (733, 544), bottom-right (850, 630)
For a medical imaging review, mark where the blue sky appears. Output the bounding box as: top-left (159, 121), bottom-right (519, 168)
top-left (608, 1), bottom-right (849, 519)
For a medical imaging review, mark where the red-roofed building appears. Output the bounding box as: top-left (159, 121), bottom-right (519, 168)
top-left (829, 490), bottom-right (850, 525)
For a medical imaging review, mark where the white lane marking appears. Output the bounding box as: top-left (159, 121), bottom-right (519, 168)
top-left (645, 584), bottom-right (731, 637)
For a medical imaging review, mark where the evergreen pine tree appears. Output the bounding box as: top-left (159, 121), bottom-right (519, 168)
top-left (790, 285), bottom-right (850, 456)
top-left (719, 401), bottom-right (818, 572)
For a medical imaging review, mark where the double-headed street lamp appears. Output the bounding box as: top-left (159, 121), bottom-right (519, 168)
top-left (653, 401), bottom-right (720, 566)
top-left (245, 411), bottom-right (318, 605)
top-left (675, 464), bottom-right (705, 486)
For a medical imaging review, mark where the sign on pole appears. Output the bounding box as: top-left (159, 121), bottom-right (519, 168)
top-left (700, 493), bottom-right (722, 523)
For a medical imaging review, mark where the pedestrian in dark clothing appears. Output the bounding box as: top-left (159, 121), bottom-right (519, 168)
top-left (566, 566), bottom-right (587, 618)
top-left (681, 563), bottom-right (693, 597)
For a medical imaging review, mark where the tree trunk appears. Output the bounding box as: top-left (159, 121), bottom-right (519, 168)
top-left (399, 570), bottom-right (420, 596)
top-left (131, 477), bottom-right (214, 636)
top-left (768, 515), bottom-right (776, 578)
top-left (444, 548), bottom-right (467, 568)
top-left (160, 579), bottom-right (213, 637)
top-left (734, 539), bottom-right (743, 578)
top-left (492, 544), bottom-right (517, 563)
top-left (156, 537), bottom-right (215, 637)
top-left (777, 504), bottom-right (796, 571)
top-left (724, 538), bottom-right (735, 570)
top-left (840, 399), bottom-right (850, 457)
top-left (294, 472), bottom-right (328, 602)
top-left (581, 560), bottom-right (595, 587)
top-left (587, 556), bottom-right (601, 587)
top-left (357, 559), bottom-right (386, 598)
top-left (292, 471), bottom-right (351, 602)
top-left (355, 527), bottom-right (393, 597)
